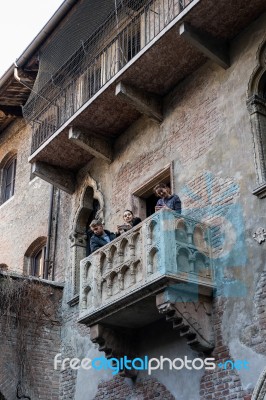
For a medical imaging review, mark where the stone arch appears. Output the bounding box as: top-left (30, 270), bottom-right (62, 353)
top-left (100, 251), bottom-right (108, 275)
top-left (69, 174), bottom-right (105, 299)
top-left (0, 150), bottom-right (17, 169)
top-left (176, 247), bottom-right (191, 273)
top-left (247, 38), bottom-right (266, 193)
top-left (175, 218), bottom-right (188, 243)
top-left (147, 247), bottom-right (159, 274)
top-left (247, 40), bottom-right (266, 98)
top-left (72, 174), bottom-right (104, 232)
top-left (121, 264), bottom-right (131, 289)
top-left (147, 218), bottom-right (159, 245)
top-left (194, 251), bottom-right (209, 276)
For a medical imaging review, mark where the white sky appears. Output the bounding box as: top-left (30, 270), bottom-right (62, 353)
top-left (0, 0), bottom-right (64, 78)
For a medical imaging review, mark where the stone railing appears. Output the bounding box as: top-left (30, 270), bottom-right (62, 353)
top-left (79, 210), bottom-right (214, 324)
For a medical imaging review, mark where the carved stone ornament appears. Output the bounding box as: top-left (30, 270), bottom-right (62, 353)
top-left (156, 295), bottom-right (214, 353)
top-left (69, 230), bottom-right (87, 247)
top-left (90, 323), bottom-right (137, 378)
top-left (253, 228), bottom-right (266, 244)
top-left (251, 367), bottom-right (266, 400)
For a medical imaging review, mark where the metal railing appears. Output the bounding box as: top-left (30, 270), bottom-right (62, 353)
top-left (79, 210), bottom-right (213, 320)
top-left (28, 0), bottom-right (193, 154)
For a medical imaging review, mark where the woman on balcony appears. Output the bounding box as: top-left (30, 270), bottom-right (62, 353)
top-left (117, 210), bottom-right (141, 235)
top-left (154, 183), bottom-right (182, 213)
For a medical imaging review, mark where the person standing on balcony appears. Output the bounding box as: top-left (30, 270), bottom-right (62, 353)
top-left (154, 183), bottom-right (182, 213)
top-left (117, 210), bottom-right (141, 235)
top-left (90, 220), bottom-right (116, 253)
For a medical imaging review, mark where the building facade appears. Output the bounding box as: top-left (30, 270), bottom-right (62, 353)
top-left (1, 0), bottom-right (266, 399)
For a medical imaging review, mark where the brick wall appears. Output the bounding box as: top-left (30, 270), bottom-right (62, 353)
top-left (200, 298), bottom-right (253, 400)
top-left (93, 376), bottom-right (175, 400)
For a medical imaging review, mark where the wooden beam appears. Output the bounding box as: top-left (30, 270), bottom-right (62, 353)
top-left (69, 127), bottom-right (112, 163)
top-left (115, 82), bottom-right (163, 123)
top-left (179, 22), bottom-right (230, 69)
top-left (32, 161), bottom-right (75, 194)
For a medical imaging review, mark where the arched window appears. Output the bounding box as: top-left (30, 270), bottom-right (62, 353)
top-left (247, 41), bottom-right (266, 198)
top-left (24, 237), bottom-right (48, 279)
top-left (0, 154), bottom-right (17, 204)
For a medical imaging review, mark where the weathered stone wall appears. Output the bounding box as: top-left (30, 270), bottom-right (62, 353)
top-left (63, 13), bottom-right (266, 400)
top-left (0, 120), bottom-right (51, 274)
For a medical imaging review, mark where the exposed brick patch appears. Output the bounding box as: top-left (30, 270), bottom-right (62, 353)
top-left (93, 376), bottom-right (175, 400)
top-left (240, 272), bottom-right (266, 354)
top-left (200, 297), bottom-right (253, 400)
top-left (112, 66), bottom-right (225, 214)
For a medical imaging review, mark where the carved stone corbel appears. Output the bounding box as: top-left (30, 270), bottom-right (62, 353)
top-left (156, 292), bottom-right (214, 353)
top-left (69, 230), bottom-right (87, 247)
top-left (90, 324), bottom-right (137, 377)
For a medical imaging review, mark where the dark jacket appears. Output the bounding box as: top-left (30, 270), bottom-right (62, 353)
top-left (90, 230), bottom-right (116, 253)
top-left (131, 217), bottom-right (141, 227)
top-left (156, 194), bottom-right (182, 213)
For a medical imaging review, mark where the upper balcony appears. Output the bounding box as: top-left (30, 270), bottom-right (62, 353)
top-left (26, 0), bottom-right (266, 193)
top-left (78, 210), bottom-right (215, 358)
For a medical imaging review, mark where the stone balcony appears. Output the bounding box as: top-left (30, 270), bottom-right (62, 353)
top-left (78, 210), bottom-right (215, 358)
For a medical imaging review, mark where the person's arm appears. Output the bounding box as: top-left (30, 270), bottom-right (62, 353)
top-left (173, 195), bottom-right (182, 213)
top-left (155, 199), bottom-right (164, 212)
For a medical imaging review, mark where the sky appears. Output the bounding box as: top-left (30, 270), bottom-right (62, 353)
top-left (0, 0), bottom-right (64, 78)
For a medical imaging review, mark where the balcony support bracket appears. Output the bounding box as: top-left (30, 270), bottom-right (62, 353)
top-left (32, 161), bottom-right (76, 194)
top-left (156, 289), bottom-right (214, 353)
top-left (90, 323), bottom-right (137, 378)
top-left (115, 82), bottom-right (163, 123)
top-left (179, 22), bottom-right (230, 69)
top-left (69, 127), bottom-right (112, 163)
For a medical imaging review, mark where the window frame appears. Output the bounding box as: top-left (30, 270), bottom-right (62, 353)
top-left (132, 163), bottom-right (173, 220)
top-left (31, 245), bottom-right (47, 279)
top-left (0, 154), bottom-right (17, 205)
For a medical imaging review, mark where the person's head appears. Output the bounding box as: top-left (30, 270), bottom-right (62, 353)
top-left (90, 220), bottom-right (104, 236)
top-left (123, 210), bottom-right (134, 223)
top-left (153, 183), bottom-right (171, 198)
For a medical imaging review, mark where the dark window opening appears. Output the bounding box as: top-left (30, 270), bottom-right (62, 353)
top-left (3, 157), bottom-right (16, 203)
top-left (31, 246), bottom-right (46, 278)
top-left (85, 199), bottom-right (100, 256)
top-left (145, 193), bottom-right (159, 217)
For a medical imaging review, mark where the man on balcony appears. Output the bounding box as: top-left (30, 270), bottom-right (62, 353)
top-left (89, 220), bottom-right (116, 253)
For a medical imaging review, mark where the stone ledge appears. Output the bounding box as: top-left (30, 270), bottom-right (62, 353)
top-left (67, 294), bottom-right (79, 307)
top-left (252, 183), bottom-right (266, 199)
